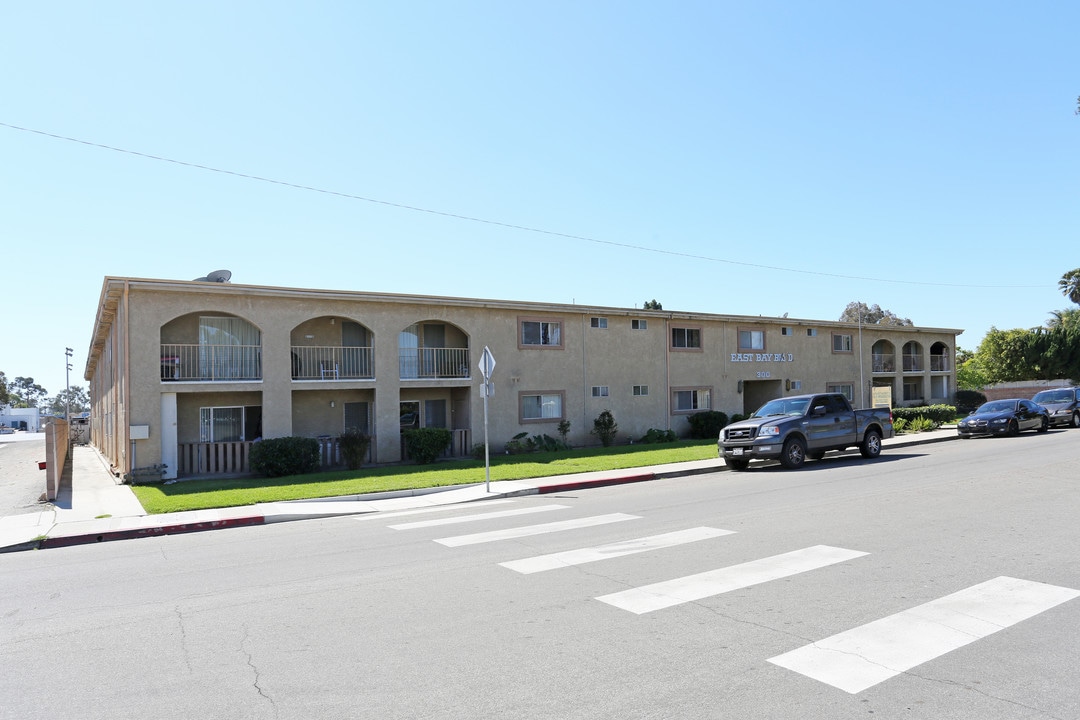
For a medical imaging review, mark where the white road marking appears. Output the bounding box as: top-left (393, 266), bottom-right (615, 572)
top-left (353, 499), bottom-right (515, 521)
top-left (500, 527), bottom-right (735, 574)
top-left (434, 513), bottom-right (640, 547)
top-left (596, 545), bottom-right (868, 614)
top-left (389, 504), bottom-right (568, 530)
top-left (768, 576), bottom-right (1080, 694)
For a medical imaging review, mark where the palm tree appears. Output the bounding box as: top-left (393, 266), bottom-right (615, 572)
top-left (1059, 268), bottom-right (1080, 305)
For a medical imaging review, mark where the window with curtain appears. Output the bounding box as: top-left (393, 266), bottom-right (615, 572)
top-left (521, 392), bottom-right (563, 421)
top-left (198, 317), bottom-right (261, 379)
top-left (199, 406), bottom-right (244, 442)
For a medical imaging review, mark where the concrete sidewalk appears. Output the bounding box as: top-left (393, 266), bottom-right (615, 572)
top-left (0, 429), bottom-right (958, 553)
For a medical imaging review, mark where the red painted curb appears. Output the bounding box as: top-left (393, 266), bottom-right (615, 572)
top-left (40, 516), bottom-right (266, 548)
top-left (535, 473), bottom-right (656, 494)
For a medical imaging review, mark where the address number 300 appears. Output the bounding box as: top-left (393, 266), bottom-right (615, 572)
top-left (756, 371), bottom-right (771, 378)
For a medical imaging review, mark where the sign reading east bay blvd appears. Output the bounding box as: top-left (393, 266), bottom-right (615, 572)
top-left (730, 353), bottom-right (795, 362)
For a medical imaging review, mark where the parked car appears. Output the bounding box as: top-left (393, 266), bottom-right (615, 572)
top-left (956, 398), bottom-right (1049, 437)
top-left (1031, 387), bottom-right (1080, 428)
top-left (719, 393), bottom-right (893, 470)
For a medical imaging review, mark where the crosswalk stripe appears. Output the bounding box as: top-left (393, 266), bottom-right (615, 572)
top-left (596, 545), bottom-right (868, 614)
top-left (500, 527), bottom-right (735, 574)
top-left (434, 513), bottom-right (641, 547)
top-left (389, 504), bottom-right (569, 530)
top-left (354, 499), bottom-right (515, 521)
top-left (768, 575), bottom-right (1080, 694)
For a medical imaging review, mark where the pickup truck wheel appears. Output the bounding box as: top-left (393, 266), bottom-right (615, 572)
top-left (779, 437), bottom-right (806, 469)
top-left (726, 458), bottom-right (750, 471)
top-left (859, 429), bottom-right (882, 459)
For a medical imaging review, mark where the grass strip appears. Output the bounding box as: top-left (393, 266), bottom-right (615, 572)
top-left (132, 440), bottom-right (719, 514)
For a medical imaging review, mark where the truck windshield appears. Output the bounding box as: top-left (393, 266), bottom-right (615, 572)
top-left (752, 398), bottom-right (809, 418)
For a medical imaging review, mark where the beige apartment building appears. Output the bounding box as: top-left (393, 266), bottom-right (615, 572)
top-left (84, 276), bottom-right (962, 480)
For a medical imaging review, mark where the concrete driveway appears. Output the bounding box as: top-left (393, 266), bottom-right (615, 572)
top-left (0, 433), bottom-right (48, 516)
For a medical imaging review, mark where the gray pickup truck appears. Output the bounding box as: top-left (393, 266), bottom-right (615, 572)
top-left (719, 393), bottom-right (893, 470)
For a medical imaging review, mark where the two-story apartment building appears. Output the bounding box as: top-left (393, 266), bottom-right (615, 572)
top-left (84, 276), bottom-right (962, 480)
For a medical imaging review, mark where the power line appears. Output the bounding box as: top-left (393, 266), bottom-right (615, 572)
top-left (1, 121), bottom-right (1044, 289)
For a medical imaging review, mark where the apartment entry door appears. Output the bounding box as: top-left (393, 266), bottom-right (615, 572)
top-left (741, 379), bottom-right (784, 416)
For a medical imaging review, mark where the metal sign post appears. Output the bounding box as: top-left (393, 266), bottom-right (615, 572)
top-left (478, 346), bottom-right (496, 492)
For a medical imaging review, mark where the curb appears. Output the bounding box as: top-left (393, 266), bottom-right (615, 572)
top-left (39, 515), bottom-right (267, 549)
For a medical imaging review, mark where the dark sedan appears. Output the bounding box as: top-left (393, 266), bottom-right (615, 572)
top-left (1032, 387), bottom-right (1080, 428)
top-left (957, 398), bottom-right (1049, 437)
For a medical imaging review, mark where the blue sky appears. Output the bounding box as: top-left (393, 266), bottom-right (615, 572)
top-left (3, 1), bottom-right (1077, 398)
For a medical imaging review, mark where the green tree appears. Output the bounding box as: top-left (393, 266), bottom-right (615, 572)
top-left (9, 376), bottom-right (48, 408)
top-left (838, 301), bottom-right (913, 326)
top-left (0, 371), bottom-right (10, 406)
top-left (643, 299), bottom-right (663, 310)
top-left (46, 386), bottom-right (91, 416)
top-left (955, 348), bottom-right (990, 390)
top-left (1059, 268), bottom-right (1080, 305)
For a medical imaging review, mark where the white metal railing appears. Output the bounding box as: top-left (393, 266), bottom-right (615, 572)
top-left (399, 347), bottom-right (470, 380)
top-left (871, 353), bottom-right (896, 373)
top-left (902, 353), bottom-right (923, 372)
top-left (291, 346), bottom-right (375, 380)
top-left (930, 355), bottom-right (950, 372)
top-left (161, 344), bottom-right (261, 381)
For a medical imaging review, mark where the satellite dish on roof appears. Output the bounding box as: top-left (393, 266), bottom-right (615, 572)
top-left (193, 270), bottom-right (233, 283)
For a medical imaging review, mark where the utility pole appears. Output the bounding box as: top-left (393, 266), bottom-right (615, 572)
top-left (65, 347), bottom-right (73, 421)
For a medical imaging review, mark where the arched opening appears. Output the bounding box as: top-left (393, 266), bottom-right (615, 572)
top-left (871, 340), bottom-right (896, 373)
top-left (902, 341), bottom-right (923, 373)
top-left (160, 312), bottom-right (262, 381)
top-left (290, 316), bottom-right (374, 380)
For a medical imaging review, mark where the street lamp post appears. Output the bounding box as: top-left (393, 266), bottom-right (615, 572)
top-left (65, 347), bottom-right (73, 421)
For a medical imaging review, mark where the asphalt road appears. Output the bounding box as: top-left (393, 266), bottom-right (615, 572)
top-left (0, 434), bottom-right (47, 514)
top-left (2, 429), bottom-right (1078, 719)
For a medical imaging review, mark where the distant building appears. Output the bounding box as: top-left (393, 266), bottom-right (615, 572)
top-left (0, 405), bottom-right (42, 432)
top-left (84, 276), bottom-right (962, 480)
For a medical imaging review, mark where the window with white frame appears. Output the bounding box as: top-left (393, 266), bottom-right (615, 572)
top-left (738, 328), bottom-right (765, 351)
top-left (632, 319), bottom-right (648, 330)
top-left (827, 383), bottom-right (855, 403)
top-left (673, 388), bottom-right (711, 413)
top-left (832, 333), bottom-right (854, 353)
top-left (591, 386), bottom-right (609, 397)
top-left (781, 327), bottom-right (793, 336)
top-left (807, 328), bottom-right (818, 337)
top-left (199, 406), bottom-right (244, 442)
top-left (671, 326), bottom-right (701, 349)
top-left (590, 317), bottom-right (608, 329)
top-left (520, 319), bottom-right (562, 348)
top-left (520, 391), bottom-right (564, 421)
top-left (633, 385), bottom-right (649, 396)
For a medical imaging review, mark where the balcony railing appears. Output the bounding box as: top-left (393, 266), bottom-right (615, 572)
top-left (291, 346), bottom-right (374, 380)
top-left (399, 347), bottom-right (470, 380)
top-left (161, 344), bottom-right (261, 381)
top-left (871, 353), bottom-right (896, 373)
top-left (930, 355), bottom-right (951, 372)
top-left (902, 354), bottom-right (923, 372)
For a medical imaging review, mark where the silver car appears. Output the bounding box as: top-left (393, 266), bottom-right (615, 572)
top-left (1032, 387), bottom-right (1080, 428)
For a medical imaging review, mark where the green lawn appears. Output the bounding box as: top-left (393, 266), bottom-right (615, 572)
top-left (132, 440), bottom-right (720, 514)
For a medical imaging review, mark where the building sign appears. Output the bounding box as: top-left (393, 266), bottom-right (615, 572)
top-left (730, 353), bottom-right (795, 363)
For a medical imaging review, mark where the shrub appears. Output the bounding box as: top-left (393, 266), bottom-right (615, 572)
top-left (892, 404), bottom-right (955, 427)
top-left (504, 431), bottom-right (529, 454)
top-left (907, 416), bottom-right (937, 433)
top-left (893, 417), bottom-right (908, 433)
top-left (525, 433), bottom-right (566, 452)
top-left (471, 443), bottom-right (488, 460)
top-left (338, 427), bottom-right (371, 470)
top-left (729, 413), bottom-right (749, 423)
top-left (250, 437), bottom-right (321, 478)
top-left (591, 410), bottom-right (618, 447)
top-left (955, 390), bottom-right (986, 414)
top-left (403, 428), bottom-right (452, 464)
top-left (639, 428), bottom-right (677, 444)
top-left (686, 411), bottom-right (728, 439)
top-left (556, 420), bottom-right (571, 446)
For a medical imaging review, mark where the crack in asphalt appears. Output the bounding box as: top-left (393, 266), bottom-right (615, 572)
top-left (241, 628), bottom-right (278, 716)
